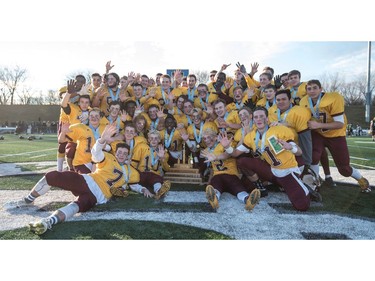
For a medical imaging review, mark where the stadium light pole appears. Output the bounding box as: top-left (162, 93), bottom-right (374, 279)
top-left (365, 41), bottom-right (372, 123)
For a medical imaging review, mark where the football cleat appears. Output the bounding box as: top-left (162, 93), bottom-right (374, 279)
top-left (29, 218), bottom-right (52, 235)
top-left (322, 177), bottom-right (336, 187)
top-left (3, 199), bottom-right (32, 210)
top-left (245, 189), bottom-right (261, 211)
top-left (205, 185), bottom-right (219, 210)
top-left (306, 185), bottom-right (323, 202)
top-left (155, 180), bottom-right (171, 200)
top-left (300, 166), bottom-right (321, 192)
top-left (358, 177), bottom-right (371, 193)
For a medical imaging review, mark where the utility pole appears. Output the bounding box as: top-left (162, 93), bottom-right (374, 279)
top-left (365, 41), bottom-right (372, 123)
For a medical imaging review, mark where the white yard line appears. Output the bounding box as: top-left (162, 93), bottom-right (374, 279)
top-left (29, 154), bottom-right (47, 159)
top-left (0, 148), bottom-right (56, 157)
top-left (350, 163), bottom-right (375, 170)
top-left (348, 144), bottom-right (375, 150)
top-left (349, 156), bottom-right (370, 161)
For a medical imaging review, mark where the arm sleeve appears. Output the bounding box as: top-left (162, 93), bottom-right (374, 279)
top-left (129, 184), bottom-right (144, 194)
top-left (91, 138), bottom-right (106, 163)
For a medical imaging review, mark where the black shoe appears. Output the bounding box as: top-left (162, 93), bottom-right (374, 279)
top-left (258, 187), bottom-right (268, 198)
top-left (306, 186), bottom-right (322, 202)
top-left (323, 177), bottom-right (336, 187)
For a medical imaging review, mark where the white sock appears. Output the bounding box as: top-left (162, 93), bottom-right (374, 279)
top-left (153, 183), bottom-right (162, 193)
top-left (237, 191), bottom-right (248, 203)
top-left (58, 202), bottom-right (79, 222)
top-left (33, 176), bottom-right (51, 196)
top-left (351, 168), bottom-right (362, 180)
top-left (57, 157), bottom-right (64, 172)
top-left (310, 164), bottom-right (320, 178)
top-left (215, 189), bottom-right (221, 200)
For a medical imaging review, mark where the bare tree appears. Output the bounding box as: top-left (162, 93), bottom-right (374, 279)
top-left (44, 89), bottom-right (60, 105)
top-left (0, 65), bottom-right (28, 105)
top-left (319, 72), bottom-right (345, 92)
top-left (17, 86), bottom-right (34, 105)
top-left (341, 81), bottom-right (365, 105)
top-left (191, 69), bottom-right (209, 85)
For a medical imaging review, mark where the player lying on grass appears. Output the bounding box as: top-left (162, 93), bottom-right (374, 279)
top-left (4, 123), bottom-right (170, 235)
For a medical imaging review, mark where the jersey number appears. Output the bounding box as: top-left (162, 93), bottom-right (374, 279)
top-left (106, 168), bottom-right (122, 187)
top-left (264, 147), bottom-right (282, 167)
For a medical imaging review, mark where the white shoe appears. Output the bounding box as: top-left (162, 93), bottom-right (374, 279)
top-left (29, 218), bottom-right (52, 235)
top-left (3, 199), bottom-right (32, 210)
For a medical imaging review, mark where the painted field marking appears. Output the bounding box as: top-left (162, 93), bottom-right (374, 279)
top-left (348, 144), bottom-right (375, 150)
top-left (350, 163), bottom-right (375, 170)
top-left (0, 148), bottom-right (56, 157)
top-left (29, 154), bottom-right (47, 159)
top-left (349, 156), bottom-right (370, 161)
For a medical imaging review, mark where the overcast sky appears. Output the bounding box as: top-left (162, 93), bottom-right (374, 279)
top-left (0, 41), bottom-right (372, 93)
top-left (1, 0), bottom-right (373, 95)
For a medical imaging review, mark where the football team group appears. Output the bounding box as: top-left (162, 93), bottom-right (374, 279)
top-left (4, 61), bottom-right (372, 235)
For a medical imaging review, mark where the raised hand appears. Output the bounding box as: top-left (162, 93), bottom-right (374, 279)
top-left (67, 79), bottom-right (76, 94)
top-left (274, 74), bottom-right (282, 89)
top-left (120, 110), bottom-right (129, 122)
top-left (156, 109), bottom-right (165, 119)
top-left (201, 149), bottom-right (216, 163)
top-left (218, 130), bottom-right (232, 148)
top-left (127, 72), bottom-right (135, 84)
top-left (157, 144), bottom-right (165, 159)
top-left (236, 62), bottom-right (247, 74)
top-left (106, 60), bottom-right (115, 73)
top-left (250, 62), bottom-right (259, 76)
top-left (221, 63), bottom-right (231, 71)
top-left (101, 122), bottom-right (118, 142)
top-left (78, 83), bottom-right (90, 96)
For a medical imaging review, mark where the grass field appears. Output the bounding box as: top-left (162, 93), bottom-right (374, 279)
top-left (1, 134), bottom-right (374, 167)
top-left (0, 134), bottom-right (57, 163)
top-left (0, 133), bottom-right (374, 240)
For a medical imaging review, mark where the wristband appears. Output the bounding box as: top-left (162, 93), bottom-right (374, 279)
top-left (290, 145), bottom-right (298, 154)
top-left (225, 146), bottom-right (234, 154)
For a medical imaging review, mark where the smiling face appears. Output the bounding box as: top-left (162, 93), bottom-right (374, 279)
top-left (233, 88), bottom-right (244, 102)
top-left (161, 76), bottom-right (171, 91)
top-left (88, 110), bottom-right (101, 127)
top-left (276, 93), bottom-right (291, 112)
top-left (214, 101), bottom-right (226, 118)
top-left (109, 104), bottom-right (121, 119)
top-left (264, 88), bottom-right (276, 101)
top-left (288, 74), bottom-right (300, 87)
top-left (259, 73), bottom-right (271, 88)
top-left (78, 96), bottom-right (90, 111)
top-left (115, 147), bottom-right (129, 164)
top-left (306, 83), bottom-right (323, 101)
top-left (124, 126), bottom-right (136, 141)
top-left (253, 109), bottom-right (268, 131)
top-left (133, 85), bottom-right (143, 99)
top-left (238, 108), bottom-right (252, 125)
top-left (148, 133), bottom-right (160, 148)
top-left (107, 74), bottom-right (118, 88)
top-left (183, 101), bottom-right (194, 115)
top-left (202, 130), bottom-right (217, 148)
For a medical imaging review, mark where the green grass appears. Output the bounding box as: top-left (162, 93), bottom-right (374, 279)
top-left (0, 134), bottom-right (57, 163)
top-left (344, 137), bottom-right (375, 169)
top-left (0, 220), bottom-right (231, 240)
